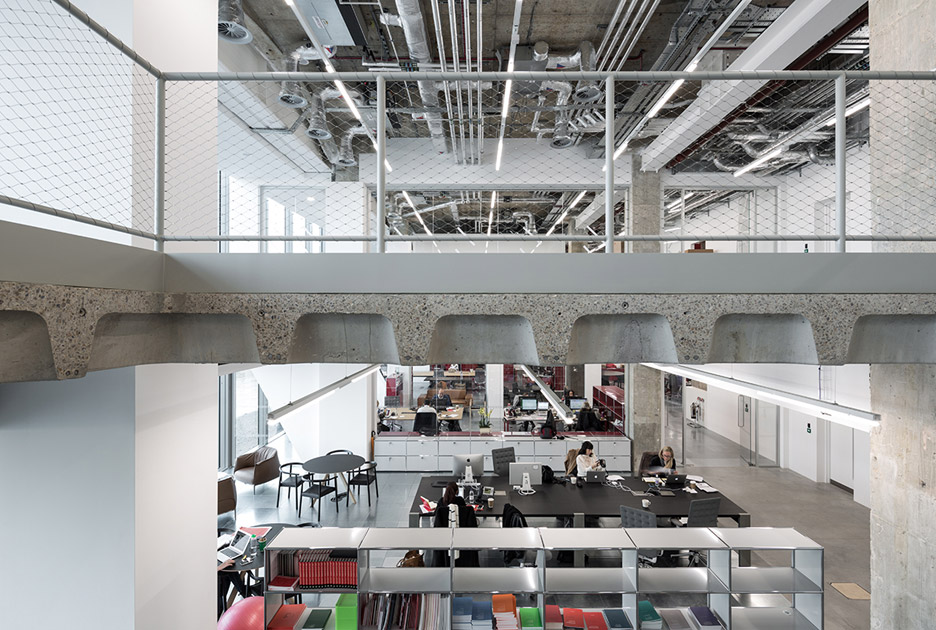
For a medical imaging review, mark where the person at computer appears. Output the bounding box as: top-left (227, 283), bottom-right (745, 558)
top-left (430, 390), bottom-right (452, 409)
top-left (575, 441), bottom-right (605, 476)
top-left (576, 401), bottom-right (599, 431)
top-left (647, 445), bottom-right (678, 474)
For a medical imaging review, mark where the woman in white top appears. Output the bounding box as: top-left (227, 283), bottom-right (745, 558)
top-left (575, 441), bottom-right (602, 476)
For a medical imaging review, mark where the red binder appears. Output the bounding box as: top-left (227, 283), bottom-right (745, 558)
top-left (583, 611), bottom-right (608, 630)
top-left (562, 608), bottom-right (585, 629)
top-left (268, 604), bottom-right (306, 630)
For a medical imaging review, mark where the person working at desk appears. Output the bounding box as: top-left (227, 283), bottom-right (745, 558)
top-left (576, 401), bottom-right (600, 431)
top-left (647, 445), bottom-right (678, 474)
top-left (414, 400), bottom-right (438, 435)
top-left (430, 390), bottom-right (452, 409)
top-left (575, 441), bottom-right (605, 476)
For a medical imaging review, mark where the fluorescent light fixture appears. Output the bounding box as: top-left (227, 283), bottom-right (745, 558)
top-left (822, 97), bottom-right (870, 127)
top-left (642, 363), bottom-right (881, 432)
top-left (490, 191), bottom-right (497, 208)
top-left (647, 79), bottom-right (684, 119)
top-left (268, 364), bottom-right (381, 423)
top-left (500, 79), bottom-right (513, 120)
top-left (544, 190), bottom-right (586, 236)
top-left (569, 190), bottom-right (587, 207)
top-left (495, 0), bottom-right (522, 172)
top-left (663, 226), bottom-right (681, 232)
top-left (401, 191), bottom-right (432, 235)
top-left (734, 147), bottom-right (783, 177)
top-left (306, 196), bottom-right (315, 202)
top-left (495, 137), bottom-right (505, 171)
top-left (517, 364), bottom-right (573, 424)
top-left (487, 209), bottom-right (494, 236)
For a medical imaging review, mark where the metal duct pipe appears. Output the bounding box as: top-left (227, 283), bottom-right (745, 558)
top-left (293, 42), bottom-right (337, 62)
top-left (542, 81), bottom-right (574, 149)
top-left (511, 211), bottom-right (536, 234)
top-left (218, 0), bottom-right (253, 44)
top-left (278, 56), bottom-right (308, 108)
top-left (338, 126), bottom-right (369, 167)
top-left (392, 0), bottom-right (449, 154)
top-left (807, 145), bottom-right (836, 166)
top-left (546, 41), bottom-right (601, 102)
top-left (713, 157), bottom-right (739, 172)
top-left (433, 82), bottom-right (495, 92)
top-left (305, 87), bottom-right (363, 140)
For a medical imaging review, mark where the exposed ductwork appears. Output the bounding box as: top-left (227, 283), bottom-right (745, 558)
top-left (391, 0), bottom-right (449, 155)
top-left (218, 0), bottom-right (253, 44)
top-left (806, 144), bottom-right (835, 166)
top-left (278, 56), bottom-right (308, 109)
top-left (293, 42), bottom-right (337, 63)
top-left (545, 40), bottom-right (601, 102)
top-left (305, 87), bottom-right (364, 143)
top-left (540, 81), bottom-right (575, 149)
top-left (338, 126), bottom-right (370, 167)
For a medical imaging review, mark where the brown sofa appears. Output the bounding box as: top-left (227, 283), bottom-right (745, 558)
top-left (233, 446), bottom-right (280, 492)
top-left (417, 388), bottom-right (473, 409)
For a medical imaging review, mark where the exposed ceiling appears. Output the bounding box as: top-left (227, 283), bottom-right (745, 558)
top-left (221, 0), bottom-right (868, 237)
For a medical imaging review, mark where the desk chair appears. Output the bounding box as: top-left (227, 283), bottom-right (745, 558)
top-left (491, 447), bottom-right (516, 477)
top-left (276, 462), bottom-right (308, 510)
top-left (620, 505), bottom-right (661, 567)
top-left (347, 460), bottom-right (379, 506)
top-left (637, 451), bottom-right (657, 476)
top-left (299, 473), bottom-right (338, 521)
top-left (672, 497), bottom-right (721, 566)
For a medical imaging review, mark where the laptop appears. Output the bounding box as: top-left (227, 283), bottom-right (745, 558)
top-left (217, 530), bottom-right (251, 563)
top-left (585, 469), bottom-right (607, 483)
top-left (665, 473), bottom-right (688, 488)
top-left (508, 462), bottom-right (543, 486)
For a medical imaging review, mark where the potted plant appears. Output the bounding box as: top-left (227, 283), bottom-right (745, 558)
top-left (478, 407), bottom-right (492, 434)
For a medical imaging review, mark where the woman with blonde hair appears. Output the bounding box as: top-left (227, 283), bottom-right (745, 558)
top-left (564, 448), bottom-right (579, 476)
top-left (648, 445), bottom-right (677, 473)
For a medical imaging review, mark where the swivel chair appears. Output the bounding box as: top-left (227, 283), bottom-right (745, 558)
top-left (491, 447), bottom-right (516, 477)
top-left (620, 505), bottom-right (661, 567)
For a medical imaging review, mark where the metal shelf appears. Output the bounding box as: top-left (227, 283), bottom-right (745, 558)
top-left (638, 567), bottom-right (728, 593)
top-left (731, 567), bottom-right (822, 594)
top-left (452, 567), bottom-right (541, 593)
top-left (730, 607), bottom-right (820, 630)
top-left (268, 527), bottom-right (367, 550)
top-left (538, 527), bottom-right (634, 551)
top-left (360, 527), bottom-right (452, 550)
top-left (545, 567), bottom-right (635, 593)
top-left (359, 568), bottom-right (452, 593)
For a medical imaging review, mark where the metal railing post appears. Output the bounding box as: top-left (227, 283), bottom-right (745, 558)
top-left (605, 76), bottom-right (614, 254)
top-left (154, 77), bottom-right (166, 253)
top-left (376, 75), bottom-right (387, 253)
top-left (835, 74), bottom-right (847, 253)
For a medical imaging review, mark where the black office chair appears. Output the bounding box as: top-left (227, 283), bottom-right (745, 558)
top-left (299, 473), bottom-right (338, 520)
top-left (672, 497), bottom-right (721, 566)
top-left (346, 460), bottom-right (379, 506)
top-left (276, 462), bottom-right (308, 510)
top-left (491, 447), bottom-right (516, 477)
top-left (620, 505), bottom-right (661, 567)
top-left (413, 411), bottom-right (438, 435)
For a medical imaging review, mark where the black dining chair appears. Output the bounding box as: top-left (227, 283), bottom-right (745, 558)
top-left (276, 462), bottom-right (308, 511)
top-left (299, 473), bottom-right (339, 520)
top-left (326, 449), bottom-right (354, 455)
top-left (346, 460), bottom-right (379, 506)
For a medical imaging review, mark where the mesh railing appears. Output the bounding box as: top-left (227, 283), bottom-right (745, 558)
top-left (2, 1), bottom-right (936, 254)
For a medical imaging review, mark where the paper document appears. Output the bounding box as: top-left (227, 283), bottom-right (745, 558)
top-left (696, 483), bottom-right (719, 493)
top-left (686, 474), bottom-right (704, 482)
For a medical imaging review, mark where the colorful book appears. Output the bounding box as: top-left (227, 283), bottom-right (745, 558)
top-left (238, 526), bottom-right (272, 538)
top-left (471, 600), bottom-right (493, 628)
top-left (268, 604), bottom-right (306, 630)
top-left (454, 596), bottom-right (474, 629)
top-left (637, 601), bottom-right (662, 630)
top-left (583, 611), bottom-right (607, 630)
top-left (301, 609), bottom-right (332, 629)
top-left (687, 606), bottom-right (723, 629)
top-left (519, 607), bottom-right (543, 629)
top-left (544, 605), bottom-right (563, 630)
top-left (267, 575), bottom-right (299, 591)
top-left (659, 608), bottom-right (692, 630)
top-left (562, 607), bottom-right (584, 629)
top-left (335, 594), bottom-right (358, 630)
top-left (600, 609), bottom-right (632, 629)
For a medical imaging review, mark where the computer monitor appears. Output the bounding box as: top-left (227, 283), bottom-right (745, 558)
top-left (520, 398), bottom-right (538, 412)
top-left (537, 401), bottom-right (549, 411)
top-left (508, 462), bottom-right (543, 486)
top-left (452, 453), bottom-right (484, 478)
top-left (569, 397), bottom-right (587, 410)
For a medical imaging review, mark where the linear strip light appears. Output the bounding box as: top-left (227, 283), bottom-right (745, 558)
top-left (495, 0), bottom-right (523, 171)
top-left (487, 191), bottom-right (497, 236)
top-left (268, 364), bottom-right (381, 423)
top-left (733, 147), bottom-right (783, 177)
top-left (402, 191), bottom-right (433, 235)
top-left (821, 97), bottom-right (871, 127)
top-left (610, 0), bottom-right (753, 162)
top-left (286, 0), bottom-right (392, 172)
top-left (545, 190), bottom-right (587, 236)
top-left (517, 364), bottom-right (573, 424)
top-left (642, 363), bottom-right (881, 432)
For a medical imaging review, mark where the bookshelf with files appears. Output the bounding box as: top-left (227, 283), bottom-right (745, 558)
top-left (262, 526), bottom-right (823, 630)
top-left (264, 527), bottom-right (367, 630)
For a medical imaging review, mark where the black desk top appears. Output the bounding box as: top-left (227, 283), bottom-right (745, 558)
top-left (303, 454), bottom-right (365, 474)
top-left (411, 476), bottom-right (747, 521)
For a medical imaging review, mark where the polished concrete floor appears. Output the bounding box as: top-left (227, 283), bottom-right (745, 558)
top-left (224, 417), bottom-right (870, 630)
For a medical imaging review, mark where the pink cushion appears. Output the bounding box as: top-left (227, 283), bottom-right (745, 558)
top-left (217, 596), bottom-right (264, 630)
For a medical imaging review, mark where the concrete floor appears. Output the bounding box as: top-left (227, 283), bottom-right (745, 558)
top-left (225, 419), bottom-right (871, 630)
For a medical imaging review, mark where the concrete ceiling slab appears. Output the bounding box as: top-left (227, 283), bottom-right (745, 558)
top-left (708, 313), bottom-right (818, 363)
top-left (427, 314), bottom-right (539, 364)
top-left (847, 315), bottom-right (936, 364)
top-left (0, 311), bottom-right (57, 382)
top-left (288, 313), bottom-right (400, 363)
top-left (567, 313), bottom-right (677, 363)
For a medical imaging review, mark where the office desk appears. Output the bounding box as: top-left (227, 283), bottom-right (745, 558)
top-left (388, 406), bottom-right (465, 422)
top-left (408, 476), bottom-right (751, 564)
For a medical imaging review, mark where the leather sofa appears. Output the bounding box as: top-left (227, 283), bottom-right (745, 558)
top-left (417, 388), bottom-right (473, 409)
top-left (233, 446), bottom-right (280, 491)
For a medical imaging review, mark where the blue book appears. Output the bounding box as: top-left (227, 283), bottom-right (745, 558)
top-left (688, 606), bottom-right (722, 629)
top-left (472, 600), bottom-right (493, 624)
top-left (453, 596), bottom-right (473, 619)
top-left (601, 609), bottom-right (633, 629)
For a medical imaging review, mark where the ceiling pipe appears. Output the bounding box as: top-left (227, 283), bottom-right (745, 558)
top-left (278, 55), bottom-right (308, 108)
top-left (545, 41), bottom-right (601, 102)
top-left (597, 0), bottom-right (641, 70)
top-left (337, 126), bottom-right (369, 167)
top-left (391, 0), bottom-right (449, 154)
top-left (446, 0), bottom-right (467, 163)
top-left (305, 87), bottom-right (363, 140)
top-left (429, 0), bottom-right (461, 163)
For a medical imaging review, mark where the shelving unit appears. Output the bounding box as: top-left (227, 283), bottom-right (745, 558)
top-left (262, 526), bottom-right (823, 630)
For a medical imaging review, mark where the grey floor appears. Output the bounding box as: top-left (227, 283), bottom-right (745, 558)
top-left (224, 404), bottom-right (870, 630)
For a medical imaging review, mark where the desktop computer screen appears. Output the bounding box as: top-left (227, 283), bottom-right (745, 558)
top-left (520, 398), bottom-right (538, 412)
top-left (452, 453), bottom-right (484, 478)
top-left (537, 401), bottom-right (549, 411)
top-left (569, 397), bottom-right (587, 410)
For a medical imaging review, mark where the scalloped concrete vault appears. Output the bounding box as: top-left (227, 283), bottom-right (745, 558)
top-left (427, 315), bottom-right (539, 365)
top-left (708, 314), bottom-right (819, 364)
top-left (288, 313), bottom-right (400, 364)
top-left (567, 314), bottom-right (678, 364)
top-left (847, 315), bottom-right (936, 363)
top-left (0, 311), bottom-right (57, 382)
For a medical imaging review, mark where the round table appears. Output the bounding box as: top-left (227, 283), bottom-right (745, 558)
top-left (219, 523), bottom-right (288, 609)
top-left (303, 454), bottom-right (366, 504)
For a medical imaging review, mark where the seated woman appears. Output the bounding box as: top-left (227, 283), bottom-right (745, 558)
top-left (647, 445), bottom-right (678, 474)
top-left (430, 482), bottom-right (478, 566)
top-left (575, 441), bottom-right (604, 476)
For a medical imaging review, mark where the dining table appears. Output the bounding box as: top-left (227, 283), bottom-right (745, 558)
top-left (303, 453), bottom-right (366, 504)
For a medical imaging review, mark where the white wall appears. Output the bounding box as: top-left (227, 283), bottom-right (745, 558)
top-left (684, 382), bottom-right (740, 443)
top-left (487, 364), bottom-right (505, 420)
top-left (584, 364), bottom-right (602, 404)
top-left (0, 369), bottom-right (136, 630)
top-left (134, 363), bottom-right (218, 630)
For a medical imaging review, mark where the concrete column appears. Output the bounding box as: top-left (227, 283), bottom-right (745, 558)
top-left (631, 159), bottom-right (662, 254)
top-left (631, 364), bottom-right (662, 459)
top-left (486, 364), bottom-right (505, 425)
top-left (869, 365), bottom-right (936, 628)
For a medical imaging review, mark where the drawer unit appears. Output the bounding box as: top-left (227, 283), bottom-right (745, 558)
top-left (517, 455), bottom-right (537, 463)
top-left (407, 439), bottom-right (439, 456)
top-left (438, 455), bottom-right (453, 472)
top-left (534, 440), bottom-right (569, 456)
top-left (375, 455), bottom-right (406, 471)
top-left (543, 456), bottom-right (565, 471)
top-left (374, 439), bottom-right (408, 456)
top-left (407, 454), bottom-right (439, 471)
top-left (512, 440), bottom-right (536, 456)
top-left (594, 438), bottom-right (630, 456)
top-left (604, 456), bottom-right (631, 472)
